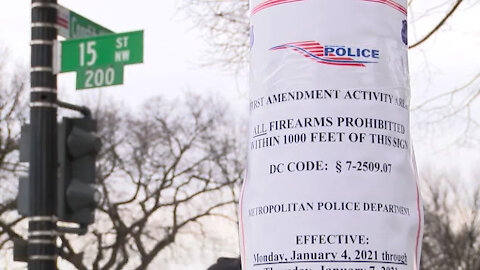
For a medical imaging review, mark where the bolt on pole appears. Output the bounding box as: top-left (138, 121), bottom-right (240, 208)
top-left (29, 0), bottom-right (58, 269)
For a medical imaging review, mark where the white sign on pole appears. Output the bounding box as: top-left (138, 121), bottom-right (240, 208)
top-left (240, 1), bottom-right (423, 270)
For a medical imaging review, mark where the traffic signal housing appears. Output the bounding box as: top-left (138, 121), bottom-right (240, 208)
top-left (58, 117), bottom-right (101, 225)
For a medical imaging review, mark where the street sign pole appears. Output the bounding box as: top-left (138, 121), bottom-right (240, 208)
top-left (30, 0), bottom-right (58, 269)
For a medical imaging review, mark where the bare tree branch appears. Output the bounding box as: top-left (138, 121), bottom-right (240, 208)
top-left (421, 172), bottom-right (480, 270)
top-left (409, 0), bottom-right (465, 49)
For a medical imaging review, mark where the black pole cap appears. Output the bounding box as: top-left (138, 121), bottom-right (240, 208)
top-left (207, 257), bottom-right (241, 270)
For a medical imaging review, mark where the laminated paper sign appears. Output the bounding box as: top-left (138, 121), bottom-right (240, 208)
top-left (240, 1), bottom-right (423, 270)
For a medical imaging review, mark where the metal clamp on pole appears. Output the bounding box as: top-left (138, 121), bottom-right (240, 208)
top-left (57, 100), bottom-right (92, 119)
top-left (57, 224), bottom-right (88, 236)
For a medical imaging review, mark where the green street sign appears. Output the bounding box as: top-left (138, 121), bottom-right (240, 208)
top-left (57, 5), bottom-right (113, 39)
top-left (76, 65), bottom-right (124, 90)
top-left (60, 30), bottom-right (143, 73)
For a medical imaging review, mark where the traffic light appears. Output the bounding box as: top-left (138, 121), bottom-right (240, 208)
top-left (58, 117), bottom-right (102, 225)
top-left (17, 117), bottom-right (101, 226)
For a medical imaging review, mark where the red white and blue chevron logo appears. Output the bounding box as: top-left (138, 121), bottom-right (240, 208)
top-left (270, 41), bottom-right (380, 67)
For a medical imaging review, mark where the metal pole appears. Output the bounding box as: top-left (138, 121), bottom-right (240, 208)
top-left (29, 0), bottom-right (58, 269)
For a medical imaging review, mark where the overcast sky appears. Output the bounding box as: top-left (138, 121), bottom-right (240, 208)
top-left (0, 0), bottom-right (249, 110)
top-left (1, 0), bottom-right (479, 207)
top-left (1, 0), bottom-right (478, 132)
top-left (0, 1), bottom-right (245, 268)
top-left (1, 0), bottom-right (479, 268)
top-left (407, 0), bottom-right (480, 184)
